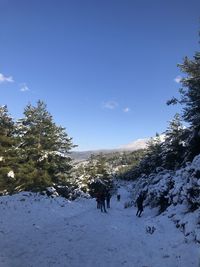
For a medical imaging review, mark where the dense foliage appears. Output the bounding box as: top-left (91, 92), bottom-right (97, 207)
top-left (167, 51), bottom-right (200, 161)
top-left (73, 153), bottom-right (114, 196)
top-left (0, 106), bottom-right (19, 192)
top-left (0, 101), bottom-right (75, 193)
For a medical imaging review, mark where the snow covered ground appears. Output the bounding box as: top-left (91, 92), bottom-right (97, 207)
top-left (0, 185), bottom-right (199, 267)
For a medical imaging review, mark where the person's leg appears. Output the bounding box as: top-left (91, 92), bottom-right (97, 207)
top-left (103, 201), bottom-right (107, 212)
top-left (100, 201), bottom-right (103, 212)
top-left (136, 208), bottom-right (139, 216)
top-left (138, 208), bottom-right (143, 217)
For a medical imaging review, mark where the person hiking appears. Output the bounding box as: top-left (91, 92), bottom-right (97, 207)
top-left (136, 192), bottom-right (145, 217)
top-left (105, 191), bottom-right (111, 208)
top-left (117, 193), bottom-right (121, 201)
top-left (99, 191), bottom-right (107, 213)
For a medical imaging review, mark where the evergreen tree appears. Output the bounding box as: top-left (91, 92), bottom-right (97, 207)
top-left (96, 154), bottom-right (110, 178)
top-left (16, 100), bottom-right (75, 190)
top-left (167, 49), bottom-right (200, 160)
top-left (179, 53), bottom-right (200, 127)
top-left (75, 153), bottom-right (113, 195)
top-left (0, 106), bottom-right (18, 191)
top-left (130, 133), bottom-right (163, 176)
top-left (161, 114), bottom-right (186, 169)
top-left (145, 133), bottom-right (163, 172)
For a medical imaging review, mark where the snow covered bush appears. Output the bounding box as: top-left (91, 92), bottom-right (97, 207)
top-left (132, 153), bottom-right (200, 242)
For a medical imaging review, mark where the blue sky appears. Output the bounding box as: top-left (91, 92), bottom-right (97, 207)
top-left (0, 0), bottom-right (199, 151)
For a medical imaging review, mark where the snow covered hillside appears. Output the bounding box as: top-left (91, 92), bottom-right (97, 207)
top-left (120, 137), bottom-right (149, 150)
top-left (0, 184), bottom-right (199, 267)
top-left (131, 154), bottom-right (200, 244)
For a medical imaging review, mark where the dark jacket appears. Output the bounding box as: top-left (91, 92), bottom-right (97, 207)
top-left (136, 194), bottom-right (144, 209)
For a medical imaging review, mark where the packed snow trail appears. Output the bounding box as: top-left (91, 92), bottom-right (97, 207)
top-left (0, 186), bottom-right (199, 267)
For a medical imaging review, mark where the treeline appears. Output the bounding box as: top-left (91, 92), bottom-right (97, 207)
top-left (74, 153), bottom-right (114, 196)
top-left (123, 45), bottom-right (200, 180)
top-left (0, 101), bottom-right (117, 196)
top-left (0, 100), bottom-right (75, 193)
top-left (96, 150), bottom-right (146, 168)
top-left (72, 150), bottom-right (146, 195)
top-left (91, 150), bottom-right (146, 175)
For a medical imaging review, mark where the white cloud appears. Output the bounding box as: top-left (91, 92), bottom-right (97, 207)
top-left (102, 101), bottom-right (118, 110)
top-left (174, 75), bottom-right (182, 83)
top-left (0, 73), bottom-right (14, 83)
top-left (123, 107), bottom-right (130, 113)
top-left (20, 83), bottom-right (30, 92)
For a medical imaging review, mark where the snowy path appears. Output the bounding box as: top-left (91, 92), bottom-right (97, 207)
top-left (0, 187), bottom-right (199, 267)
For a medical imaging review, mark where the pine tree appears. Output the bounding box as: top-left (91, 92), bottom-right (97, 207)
top-left (178, 53), bottom-right (200, 127)
top-left (16, 100), bottom-right (75, 190)
top-left (0, 106), bottom-right (18, 191)
top-left (145, 133), bottom-right (163, 172)
top-left (96, 154), bottom-right (109, 178)
top-left (162, 114), bottom-right (186, 169)
top-left (167, 48), bottom-right (200, 160)
top-left (76, 153), bottom-right (113, 195)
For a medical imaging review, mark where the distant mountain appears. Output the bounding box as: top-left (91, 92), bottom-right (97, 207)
top-left (71, 135), bottom-right (166, 161)
top-left (119, 137), bottom-right (149, 151)
top-left (70, 149), bottom-right (119, 162)
top-left (71, 137), bottom-right (150, 161)
top-left (119, 134), bottom-right (166, 150)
